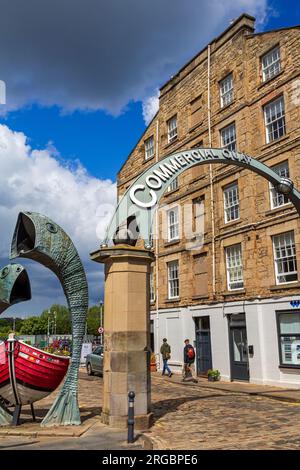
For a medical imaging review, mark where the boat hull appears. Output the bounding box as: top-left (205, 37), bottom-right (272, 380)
top-left (0, 340), bottom-right (70, 406)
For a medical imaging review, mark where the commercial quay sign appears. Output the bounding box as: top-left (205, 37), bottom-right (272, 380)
top-left (130, 148), bottom-right (251, 209)
top-left (103, 147), bottom-right (300, 248)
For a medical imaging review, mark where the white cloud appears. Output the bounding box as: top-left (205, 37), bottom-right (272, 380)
top-left (142, 90), bottom-right (159, 125)
top-left (0, 124), bottom-right (117, 315)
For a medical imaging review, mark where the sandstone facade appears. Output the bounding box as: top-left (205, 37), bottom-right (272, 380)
top-left (118, 14), bottom-right (300, 311)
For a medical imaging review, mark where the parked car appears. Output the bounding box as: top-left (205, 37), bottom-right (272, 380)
top-left (86, 346), bottom-right (103, 376)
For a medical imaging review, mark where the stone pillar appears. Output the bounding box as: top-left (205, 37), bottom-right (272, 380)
top-left (90, 244), bottom-right (154, 430)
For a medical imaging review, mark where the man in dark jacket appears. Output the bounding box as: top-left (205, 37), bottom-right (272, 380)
top-left (183, 339), bottom-right (198, 383)
top-left (160, 338), bottom-right (172, 377)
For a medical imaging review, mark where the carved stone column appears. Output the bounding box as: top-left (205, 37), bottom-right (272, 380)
top-left (90, 245), bottom-right (154, 429)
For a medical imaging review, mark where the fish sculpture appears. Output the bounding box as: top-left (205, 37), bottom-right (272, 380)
top-left (0, 263), bottom-right (31, 425)
top-left (10, 212), bottom-right (88, 426)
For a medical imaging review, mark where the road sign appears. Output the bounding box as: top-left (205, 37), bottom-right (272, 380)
top-left (98, 326), bottom-right (104, 334)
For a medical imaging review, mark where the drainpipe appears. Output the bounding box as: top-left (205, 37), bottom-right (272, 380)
top-left (207, 44), bottom-right (216, 298)
top-left (155, 118), bottom-right (160, 368)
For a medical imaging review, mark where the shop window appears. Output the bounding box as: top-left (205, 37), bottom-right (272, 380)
top-left (277, 312), bottom-right (300, 367)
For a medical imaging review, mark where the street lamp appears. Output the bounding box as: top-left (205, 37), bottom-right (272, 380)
top-left (53, 311), bottom-right (57, 336)
top-left (277, 177), bottom-right (294, 195)
top-left (99, 300), bottom-right (104, 346)
top-left (47, 309), bottom-right (50, 347)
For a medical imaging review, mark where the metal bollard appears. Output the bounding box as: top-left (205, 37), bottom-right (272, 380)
top-left (127, 391), bottom-right (135, 443)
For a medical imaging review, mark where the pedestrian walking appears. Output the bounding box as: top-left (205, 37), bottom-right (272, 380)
top-left (160, 338), bottom-right (173, 377)
top-left (182, 339), bottom-right (198, 383)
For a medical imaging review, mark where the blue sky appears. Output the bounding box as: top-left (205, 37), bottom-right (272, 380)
top-left (0, 0), bottom-right (299, 317)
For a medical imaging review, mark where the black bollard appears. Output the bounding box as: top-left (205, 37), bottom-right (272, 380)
top-left (127, 391), bottom-right (135, 443)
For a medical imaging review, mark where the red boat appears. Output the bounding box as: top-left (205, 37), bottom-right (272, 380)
top-left (0, 336), bottom-right (70, 406)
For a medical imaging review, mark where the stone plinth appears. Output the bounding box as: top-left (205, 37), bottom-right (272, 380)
top-left (90, 245), bottom-right (154, 430)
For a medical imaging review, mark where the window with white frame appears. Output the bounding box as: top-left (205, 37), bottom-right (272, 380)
top-left (167, 206), bottom-right (179, 241)
top-left (223, 182), bottom-right (239, 223)
top-left (150, 268), bottom-right (155, 303)
top-left (167, 177), bottom-right (178, 192)
top-left (168, 260), bottom-right (179, 299)
top-left (144, 135), bottom-right (154, 160)
top-left (277, 312), bottom-right (300, 367)
top-left (225, 244), bottom-right (244, 290)
top-left (273, 231), bottom-right (298, 284)
top-left (167, 115), bottom-right (178, 143)
top-left (269, 161), bottom-right (290, 209)
top-left (264, 96), bottom-right (286, 143)
top-left (220, 73), bottom-right (234, 108)
top-left (262, 46), bottom-right (281, 82)
top-left (220, 123), bottom-right (236, 151)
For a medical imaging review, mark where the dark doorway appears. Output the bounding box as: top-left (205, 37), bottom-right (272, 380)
top-left (228, 313), bottom-right (249, 381)
top-left (195, 316), bottom-right (212, 376)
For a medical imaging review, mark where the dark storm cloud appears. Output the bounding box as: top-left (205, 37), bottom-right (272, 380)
top-left (0, 0), bottom-right (268, 114)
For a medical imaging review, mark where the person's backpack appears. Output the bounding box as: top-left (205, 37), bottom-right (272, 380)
top-left (187, 346), bottom-right (195, 360)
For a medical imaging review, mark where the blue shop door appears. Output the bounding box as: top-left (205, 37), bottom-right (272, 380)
top-left (195, 317), bottom-right (212, 376)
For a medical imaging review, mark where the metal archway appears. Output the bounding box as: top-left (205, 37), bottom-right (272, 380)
top-left (103, 147), bottom-right (300, 248)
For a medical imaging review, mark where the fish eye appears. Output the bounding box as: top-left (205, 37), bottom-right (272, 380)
top-left (16, 266), bottom-right (21, 273)
top-left (0, 267), bottom-right (10, 279)
top-left (46, 223), bottom-right (58, 234)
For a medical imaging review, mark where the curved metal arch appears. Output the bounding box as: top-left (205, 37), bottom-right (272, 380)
top-left (103, 147), bottom-right (300, 248)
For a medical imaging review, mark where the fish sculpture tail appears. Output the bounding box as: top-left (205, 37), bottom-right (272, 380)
top-left (42, 250), bottom-right (88, 426)
top-left (11, 212), bottom-right (88, 426)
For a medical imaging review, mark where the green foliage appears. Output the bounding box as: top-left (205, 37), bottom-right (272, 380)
top-left (20, 316), bottom-right (48, 335)
top-left (207, 369), bottom-right (221, 381)
top-left (40, 305), bottom-right (71, 334)
top-left (87, 305), bottom-right (103, 336)
top-left (1, 304), bottom-right (103, 336)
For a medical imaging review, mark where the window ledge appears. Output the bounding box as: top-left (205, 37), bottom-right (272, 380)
top-left (192, 295), bottom-right (209, 300)
top-left (164, 188), bottom-right (180, 197)
top-left (261, 134), bottom-right (290, 152)
top-left (220, 219), bottom-right (241, 230)
top-left (164, 239), bottom-right (180, 248)
top-left (164, 298), bottom-right (180, 303)
top-left (270, 282), bottom-right (300, 291)
top-left (188, 121), bottom-right (204, 133)
top-left (164, 138), bottom-right (178, 150)
top-left (279, 364), bottom-right (300, 370)
top-left (222, 289), bottom-right (246, 297)
top-left (143, 156), bottom-right (155, 165)
top-left (192, 246), bottom-right (209, 257)
top-left (257, 69), bottom-right (285, 90)
top-left (265, 203), bottom-right (293, 216)
top-left (217, 100), bottom-right (235, 114)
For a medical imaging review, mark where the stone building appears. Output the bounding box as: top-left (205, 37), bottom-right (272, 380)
top-left (117, 14), bottom-right (300, 387)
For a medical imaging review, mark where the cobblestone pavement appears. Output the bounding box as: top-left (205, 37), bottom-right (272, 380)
top-left (2, 371), bottom-right (300, 450)
top-left (148, 376), bottom-right (300, 450)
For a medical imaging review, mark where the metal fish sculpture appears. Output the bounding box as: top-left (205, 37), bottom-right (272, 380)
top-left (0, 263), bottom-right (31, 426)
top-left (0, 264), bottom-right (31, 315)
top-left (10, 212), bottom-right (88, 426)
